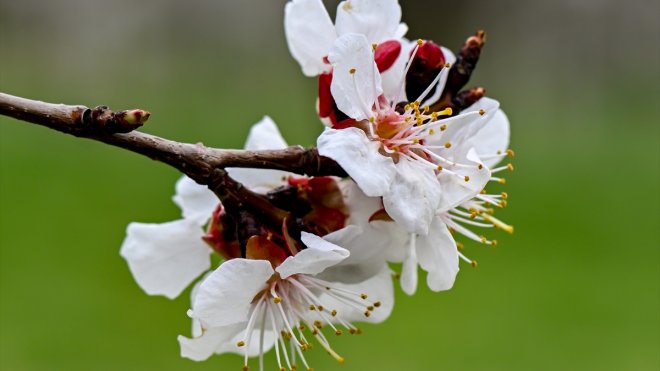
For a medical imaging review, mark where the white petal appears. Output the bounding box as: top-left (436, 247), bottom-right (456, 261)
top-left (383, 159), bottom-right (441, 235)
top-left (469, 108), bottom-right (510, 168)
top-left (276, 232), bottom-right (349, 278)
top-left (439, 97), bottom-right (501, 147)
top-left (381, 39), bottom-right (415, 102)
top-left (178, 322), bottom-right (245, 361)
top-left (335, 0), bottom-right (402, 43)
top-left (226, 116), bottom-right (292, 192)
top-left (319, 264), bottom-right (394, 323)
top-left (317, 127), bottom-right (396, 197)
top-left (416, 218), bottom-right (459, 291)
top-left (340, 179), bottom-right (382, 226)
top-left (436, 148), bottom-right (491, 213)
top-left (328, 33), bottom-right (382, 121)
top-left (120, 219), bottom-right (211, 299)
top-left (172, 176), bottom-right (217, 225)
top-left (242, 116), bottom-right (288, 151)
top-left (284, 0), bottom-right (337, 76)
top-left (320, 224), bottom-right (388, 283)
top-left (192, 259), bottom-right (273, 328)
top-left (400, 234), bottom-right (418, 295)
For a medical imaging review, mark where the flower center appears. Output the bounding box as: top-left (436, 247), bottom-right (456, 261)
top-left (237, 275), bottom-right (383, 371)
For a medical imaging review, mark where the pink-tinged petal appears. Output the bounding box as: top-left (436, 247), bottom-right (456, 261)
top-left (172, 176), bottom-right (217, 225)
top-left (192, 259), bottom-right (273, 328)
top-left (383, 159), bottom-right (441, 235)
top-left (317, 127), bottom-right (396, 197)
top-left (284, 0), bottom-right (336, 76)
top-left (276, 232), bottom-right (349, 278)
top-left (120, 220), bottom-right (211, 299)
top-left (416, 218), bottom-right (459, 291)
top-left (400, 234), bottom-right (419, 295)
top-left (328, 33), bottom-right (382, 120)
top-left (226, 116), bottom-right (291, 192)
top-left (335, 0), bottom-right (402, 43)
top-left (469, 108), bottom-right (510, 168)
top-left (319, 264), bottom-right (394, 323)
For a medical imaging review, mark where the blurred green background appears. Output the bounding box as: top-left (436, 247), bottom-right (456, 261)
top-left (1, 0), bottom-right (658, 370)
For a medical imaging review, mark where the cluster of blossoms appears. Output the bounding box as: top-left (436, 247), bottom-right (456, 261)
top-left (120, 0), bottom-right (514, 370)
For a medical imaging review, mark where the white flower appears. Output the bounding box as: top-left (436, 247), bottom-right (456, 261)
top-left (318, 33), bottom-right (499, 235)
top-left (284, 0), bottom-right (407, 77)
top-left (378, 107), bottom-right (513, 295)
top-left (179, 234), bottom-right (393, 370)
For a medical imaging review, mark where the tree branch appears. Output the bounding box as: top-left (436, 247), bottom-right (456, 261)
top-left (0, 92), bottom-right (347, 187)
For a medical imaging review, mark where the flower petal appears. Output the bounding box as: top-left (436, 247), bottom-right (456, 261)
top-left (226, 116), bottom-right (292, 192)
top-left (400, 234), bottom-right (418, 295)
top-left (319, 225), bottom-right (387, 283)
top-left (120, 219), bottom-right (211, 299)
top-left (172, 176), bottom-right (217, 225)
top-left (317, 127), bottom-right (396, 197)
top-left (435, 148), bottom-right (491, 213)
top-left (178, 322), bottom-right (246, 361)
top-left (284, 0), bottom-right (337, 76)
top-left (381, 39), bottom-right (415, 102)
top-left (469, 108), bottom-right (510, 168)
top-left (335, 0), bottom-right (402, 43)
top-left (416, 218), bottom-right (459, 291)
top-left (319, 263), bottom-right (394, 324)
top-left (276, 232), bottom-right (349, 278)
top-left (328, 33), bottom-right (382, 121)
top-left (383, 158), bottom-right (441, 235)
top-left (192, 259), bottom-right (273, 328)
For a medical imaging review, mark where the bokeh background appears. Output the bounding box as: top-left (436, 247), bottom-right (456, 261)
top-left (1, 0), bottom-right (658, 370)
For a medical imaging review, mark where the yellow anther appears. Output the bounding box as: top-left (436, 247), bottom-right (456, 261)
top-left (360, 293), bottom-right (368, 299)
top-left (349, 68), bottom-right (356, 74)
top-left (317, 305), bottom-right (324, 311)
top-left (497, 150), bottom-right (502, 155)
top-left (393, 272), bottom-right (401, 279)
top-left (499, 200), bottom-right (508, 207)
top-left (444, 142), bottom-right (452, 148)
top-left (439, 107), bottom-right (453, 116)
top-left (423, 105), bottom-right (430, 112)
top-left (242, 366), bottom-right (249, 371)
top-left (440, 124), bottom-right (447, 131)
top-left (299, 325), bottom-right (306, 331)
top-left (369, 116), bottom-right (375, 123)
top-left (237, 340), bottom-right (245, 347)
top-left (498, 178), bottom-right (507, 184)
top-left (335, 330), bottom-right (343, 336)
top-left (273, 296), bottom-right (282, 304)
top-left (480, 236), bottom-right (487, 243)
top-left (309, 304), bottom-right (316, 310)
top-left (456, 242), bottom-right (465, 250)
top-left (429, 128), bottom-right (435, 135)
top-left (404, 104), bottom-right (410, 111)
top-left (480, 189), bottom-right (487, 194)
top-left (491, 240), bottom-right (498, 247)
top-left (501, 192), bottom-right (508, 199)
top-left (372, 43), bottom-right (378, 51)
top-left (374, 301), bottom-right (381, 307)
top-left (436, 165), bottom-right (443, 171)
top-left (478, 164), bottom-right (484, 170)
top-left (331, 309), bottom-right (337, 316)
top-left (471, 260), bottom-right (478, 268)
top-left (349, 328), bottom-right (357, 334)
top-left (507, 163), bottom-right (514, 171)
top-left (507, 149), bottom-right (515, 157)
top-left (367, 306), bottom-right (374, 311)
top-left (445, 63), bottom-right (451, 68)
top-left (417, 39), bottom-right (423, 46)
top-left (464, 175), bottom-right (470, 182)
top-left (364, 311), bottom-right (371, 317)
top-left (314, 320), bottom-right (323, 328)
top-left (479, 109), bottom-right (486, 116)
top-left (470, 212), bottom-right (478, 219)
top-left (416, 118), bottom-right (423, 126)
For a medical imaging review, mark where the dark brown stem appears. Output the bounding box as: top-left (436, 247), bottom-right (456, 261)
top-left (0, 92), bottom-right (346, 225)
top-left (430, 30), bottom-right (486, 113)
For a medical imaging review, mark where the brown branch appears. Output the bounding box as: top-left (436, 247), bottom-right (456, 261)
top-left (0, 92), bottom-right (346, 227)
top-left (0, 92), bottom-right (346, 185)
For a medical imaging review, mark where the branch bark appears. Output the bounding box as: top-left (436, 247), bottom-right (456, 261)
top-left (0, 92), bottom-right (346, 185)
